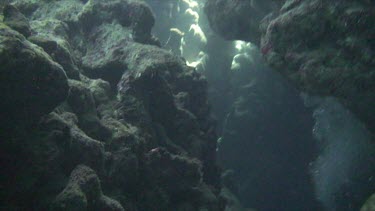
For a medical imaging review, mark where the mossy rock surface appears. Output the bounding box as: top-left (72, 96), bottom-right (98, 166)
top-left (0, 23), bottom-right (69, 129)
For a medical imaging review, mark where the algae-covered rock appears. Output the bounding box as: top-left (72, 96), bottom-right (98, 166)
top-left (81, 23), bottom-right (131, 88)
top-left (76, 0), bottom-right (157, 45)
top-left (146, 147), bottom-right (203, 194)
top-left (0, 111), bottom-right (106, 210)
top-left (28, 19), bottom-right (81, 79)
top-left (0, 0), bottom-right (223, 210)
top-left (0, 23), bottom-right (69, 129)
top-left (3, 4), bottom-right (31, 37)
top-left (105, 147), bottom-right (139, 192)
top-left (78, 0), bottom-right (158, 87)
top-left (82, 76), bottom-right (112, 105)
top-left (54, 165), bottom-right (124, 211)
top-left (103, 117), bottom-right (144, 152)
top-left (36, 112), bottom-right (106, 175)
top-left (67, 79), bottom-right (111, 141)
top-left (29, 35), bottom-right (80, 79)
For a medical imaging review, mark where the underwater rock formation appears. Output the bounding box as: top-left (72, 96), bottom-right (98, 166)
top-left (204, 0), bottom-right (375, 136)
top-left (0, 0), bottom-right (223, 210)
top-left (0, 22), bottom-right (69, 130)
top-left (261, 0), bottom-right (375, 135)
top-left (28, 19), bottom-right (81, 79)
top-left (204, 1), bottom-right (375, 210)
top-left (3, 4), bottom-right (31, 37)
top-left (54, 165), bottom-right (124, 211)
top-left (204, 0), bottom-right (280, 44)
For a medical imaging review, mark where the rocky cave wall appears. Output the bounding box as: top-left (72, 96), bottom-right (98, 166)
top-left (0, 0), bottom-right (225, 210)
top-left (204, 0), bottom-right (375, 210)
top-left (205, 0), bottom-right (375, 136)
top-left (1, 0), bottom-right (374, 210)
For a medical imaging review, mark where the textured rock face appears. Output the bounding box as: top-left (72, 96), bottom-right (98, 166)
top-left (116, 42), bottom-right (220, 189)
top-left (0, 23), bottom-right (69, 129)
top-left (53, 165), bottom-right (124, 211)
top-left (28, 28), bottom-right (81, 79)
top-left (3, 4), bottom-right (31, 37)
top-left (204, 0), bottom-right (375, 209)
top-left (204, 0), bottom-right (280, 44)
top-left (204, 0), bottom-right (375, 135)
top-left (261, 0), bottom-right (375, 134)
top-left (0, 0), bottom-right (223, 210)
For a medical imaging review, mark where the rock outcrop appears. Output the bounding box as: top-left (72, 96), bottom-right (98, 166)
top-left (204, 0), bottom-right (279, 44)
top-left (0, 22), bottom-right (69, 130)
top-left (53, 165), bottom-right (124, 211)
top-left (0, 0), bottom-right (223, 210)
top-left (3, 4), bottom-right (31, 37)
top-left (204, 0), bottom-right (375, 209)
top-left (204, 0), bottom-right (375, 136)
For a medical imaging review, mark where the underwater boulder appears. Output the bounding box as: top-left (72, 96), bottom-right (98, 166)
top-left (53, 164), bottom-right (124, 211)
top-left (118, 50), bottom-right (177, 128)
top-left (145, 147), bottom-right (202, 195)
top-left (67, 79), bottom-right (112, 142)
top-left (145, 147), bottom-right (224, 210)
top-left (127, 1), bottom-right (158, 45)
top-left (82, 77), bottom-right (112, 106)
top-left (81, 23), bottom-right (131, 88)
top-left (260, 0), bottom-right (375, 133)
top-left (2, 4), bottom-right (31, 37)
top-left (28, 18), bottom-right (81, 79)
top-left (77, 0), bottom-right (157, 45)
top-left (0, 111), bottom-right (106, 210)
top-left (105, 147), bottom-right (139, 192)
top-left (40, 112), bottom-right (106, 175)
top-left (205, 0), bottom-right (375, 134)
top-left (29, 35), bottom-right (80, 79)
top-left (0, 23), bottom-right (69, 129)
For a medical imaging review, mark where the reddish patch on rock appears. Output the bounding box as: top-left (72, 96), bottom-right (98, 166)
top-left (261, 42), bottom-right (272, 55)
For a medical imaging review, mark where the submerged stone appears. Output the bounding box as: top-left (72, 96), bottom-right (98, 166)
top-left (3, 4), bottom-right (31, 37)
top-left (0, 23), bottom-right (69, 129)
top-left (53, 165), bottom-right (124, 211)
